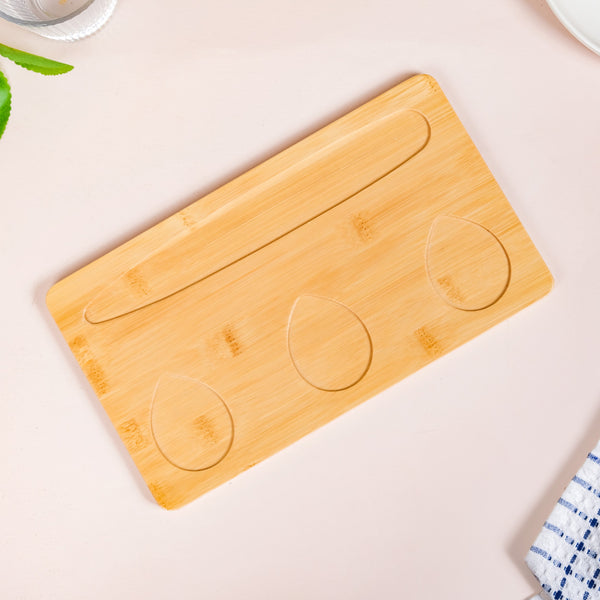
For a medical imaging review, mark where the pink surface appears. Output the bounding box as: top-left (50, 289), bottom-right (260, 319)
top-left (1, 1), bottom-right (599, 598)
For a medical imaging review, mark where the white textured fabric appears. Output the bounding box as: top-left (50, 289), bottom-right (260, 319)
top-left (527, 441), bottom-right (600, 600)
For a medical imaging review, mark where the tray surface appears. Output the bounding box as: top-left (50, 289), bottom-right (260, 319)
top-left (47, 74), bottom-right (552, 509)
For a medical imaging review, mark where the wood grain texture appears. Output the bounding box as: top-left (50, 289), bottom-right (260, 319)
top-left (84, 109), bottom-right (430, 323)
top-left (46, 74), bottom-right (553, 509)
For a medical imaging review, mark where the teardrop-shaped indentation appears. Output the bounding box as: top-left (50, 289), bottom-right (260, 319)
top-left (150, 374), bottom-right (234, 471)
top-left (287, 295), bottom-right (372, 391)
top-left (425, 216), bottom-right (510, 311)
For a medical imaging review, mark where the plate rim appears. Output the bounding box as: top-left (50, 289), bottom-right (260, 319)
top-left (545, 0), bottom-right (600, 56)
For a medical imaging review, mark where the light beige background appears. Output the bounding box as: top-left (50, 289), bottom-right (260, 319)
top-left (1, 1), bottom-right (599, 598)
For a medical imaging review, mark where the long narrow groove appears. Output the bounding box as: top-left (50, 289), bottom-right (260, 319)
top-left (85, 112), bottom-right (431, 325)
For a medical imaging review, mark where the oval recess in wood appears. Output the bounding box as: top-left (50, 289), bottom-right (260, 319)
top-left (84, 110), bottom-right (430, 324)
top-left (425, 216), bottom-right (510, 311)
top-left (287, 295), bottom-right (372, 391)
top-left (150, 374), bottom-right (234, 471)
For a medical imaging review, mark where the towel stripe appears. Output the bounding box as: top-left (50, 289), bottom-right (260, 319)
top-left (527, 440), bottom-right (600, 600)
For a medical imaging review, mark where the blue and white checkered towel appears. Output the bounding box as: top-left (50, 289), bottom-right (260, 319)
top-left (527, 441), bottom-right (600, 600)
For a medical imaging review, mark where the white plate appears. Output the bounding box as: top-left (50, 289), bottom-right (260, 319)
top-left (546, 0), bottom-right (600, 55)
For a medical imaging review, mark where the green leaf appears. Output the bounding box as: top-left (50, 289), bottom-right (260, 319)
top-left (0, 70), bottom-right (11, 139)
top-left (0, 43), bottom-right (73, 76)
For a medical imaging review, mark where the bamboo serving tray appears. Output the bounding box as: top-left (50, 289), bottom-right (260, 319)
top-left (47, 74), bottom-right (553, 509)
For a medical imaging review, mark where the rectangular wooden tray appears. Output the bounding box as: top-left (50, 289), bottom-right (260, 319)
top-left (47, 74), bottom-right (553, 509)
